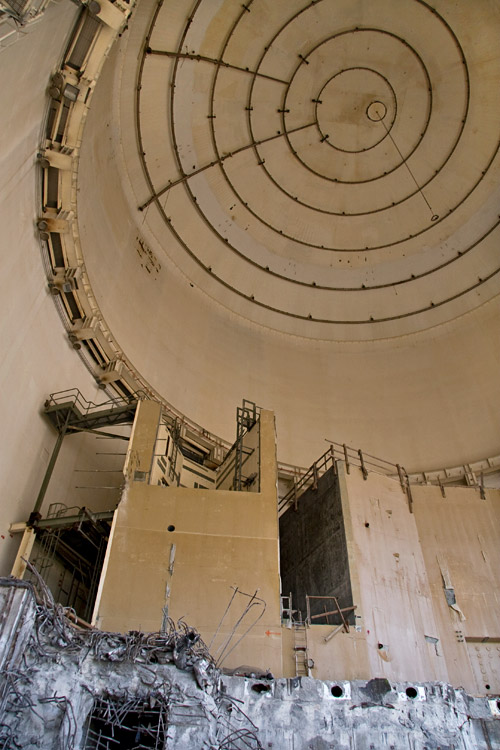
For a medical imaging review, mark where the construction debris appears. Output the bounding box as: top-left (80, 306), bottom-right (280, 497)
top-left (0, 572), bottom-right (498, 749)
top-left (0, 569), bottom-right (263, 749)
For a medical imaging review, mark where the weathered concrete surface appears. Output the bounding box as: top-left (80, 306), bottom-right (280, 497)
top-left (1, 578), bottom-right (499, 748)
top-left (226, 675), bottom-right (500, 749)
top-left (0, 580), bottom-right (35, 672)
top-left (95, 409), bottom-right (283, 674)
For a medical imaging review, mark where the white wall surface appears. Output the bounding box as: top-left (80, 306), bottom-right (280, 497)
top-left (1, 0), bottom-right (499, 577)
top-left (0, 1), bottom-right (108, 574)
top-left (77, 21), bottom-right (500, 473)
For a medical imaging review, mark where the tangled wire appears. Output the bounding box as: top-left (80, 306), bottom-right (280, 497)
top-left (0, 566), bottom-right (263, 749)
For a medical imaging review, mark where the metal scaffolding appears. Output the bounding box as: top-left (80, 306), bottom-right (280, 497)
top-left (233, 399), bottom-right (258, 491)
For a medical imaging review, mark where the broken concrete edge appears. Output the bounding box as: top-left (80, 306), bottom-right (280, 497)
top-left (0, 574), bottom-right (264, 748)
top-left (1, 575), bottom-right (499, 713)
top-left (2, 576), bottom-right (500, 749)
top-left (0, 574), bottom-right (217, 684)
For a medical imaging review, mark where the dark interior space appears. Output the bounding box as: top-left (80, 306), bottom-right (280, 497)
top-left (279, 466), bottom-right (353, 625)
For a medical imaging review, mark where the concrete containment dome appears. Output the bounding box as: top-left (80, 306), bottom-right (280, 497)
top-left (2, 2), bottom-right (500, 736)
top-left (75, 0), bottom-right (500, 471)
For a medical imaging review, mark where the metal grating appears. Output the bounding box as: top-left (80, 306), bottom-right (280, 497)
top-left (49, 232), bottom-right (64, 268)
top-left (66, 12), bottom-right (100, 71)
top-left (2, 0), bottom-right (30, 17)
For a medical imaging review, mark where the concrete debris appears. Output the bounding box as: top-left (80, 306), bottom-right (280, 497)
top-left (193, 657), bottom-right (215, 693)
top-left (0, 574), bottom-right (261, 749)
top-left (222, 665), bottom-right (274, 679)
top-left (1, 576), bottom-right (499, 749)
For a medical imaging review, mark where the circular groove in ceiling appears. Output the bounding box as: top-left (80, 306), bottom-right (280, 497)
top-left (277, 28), bottom-right (434, 184)
top-left (314, 68), bottom-right (397, 154)
top-left (366, 101), bottom-right (387, 123)
top-left (134, 0), bottom-right (500, 334)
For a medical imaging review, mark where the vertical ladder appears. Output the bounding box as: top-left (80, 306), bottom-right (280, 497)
top-left (169, 420), bottom-right (181, 486)
top-left (293, 623), bottom-right (309, 677)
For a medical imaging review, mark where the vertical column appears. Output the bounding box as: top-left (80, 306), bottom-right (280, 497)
top-left (124, 399), bottom-right (162, 482)
top-left (258, 410), bottom-right (278, 498)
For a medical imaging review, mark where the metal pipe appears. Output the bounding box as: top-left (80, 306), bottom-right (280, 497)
top-left (358, 449), bottom-right (368, 480)
top-left (343, 444), bottom-right (350, 474)
top-left (312, 463), bottom-right (318, 490)
top-left (396, 463), bottom-right (405, 492)
top-left (66, 425), bottom-right (130, 440)
top-left (31, 413), bottom-right (71, 518)
top-left (480, 472), bottom-right (486, 500)
top-left (74, 486), bottom-right (122, 490)
top-left (95, 452), bottom-right (127, 455)
top-left (324, 623), bottom-right (344, 643)
top-left (438, 476), bottom-right (446, 498)
top-left (404, 467), bottom-right (414, 513)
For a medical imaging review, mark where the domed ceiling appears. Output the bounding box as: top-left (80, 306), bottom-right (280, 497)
top-left (77, 0), bottom-right (500, 470)
top-left (129, 0), bottom-right (500, 341)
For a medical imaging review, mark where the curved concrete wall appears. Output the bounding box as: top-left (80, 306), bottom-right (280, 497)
top-left (76, 0), bottom-right (500, 471)
top-left (0, 3), bottom-right (106, 572)
top-left (1, 0), bottom-right (500, 581)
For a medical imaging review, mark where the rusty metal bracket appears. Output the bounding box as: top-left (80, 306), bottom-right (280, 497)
top-left (358, 449), bottom-right (368, 480)
top-left (343, 444), bottom-right (350, 474)
top-left (312, 463), bottom-right (318, 491)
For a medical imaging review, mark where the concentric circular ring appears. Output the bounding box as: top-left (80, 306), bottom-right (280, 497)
top-left (315, 67), bottom-right (397, 153)
top-left (276, 27), bottom-right (433, 187)
top-left (366, 101), bottom-right (387, 122)
top-left (132, 0), bottom-right (500, 339)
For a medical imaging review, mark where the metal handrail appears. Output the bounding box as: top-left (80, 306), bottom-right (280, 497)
top-left (279, 445), bottom-right (337, 513)
top-left (44, 387), bottom-right (142, 416)
top-left (279, 441), bottom-right (404, 514)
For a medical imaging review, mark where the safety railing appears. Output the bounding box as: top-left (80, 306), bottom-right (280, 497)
top-left (305, 595), bottom-right (356, 630)
top-left (44, 387), bottom-right (144, 416)
top-left (279, 445), bottom-right (337, 514)
top-left (279, 440), bottom-right (413, 514)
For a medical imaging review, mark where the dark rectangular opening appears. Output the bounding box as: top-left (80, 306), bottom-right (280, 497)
top-left (55, 102), bottom-right (71, 143)
top-left (49, 232), bottom-right (64, 268)
top-left (83, 339), bottom-right (107, 367)
top-left (46, 100), bottom-right (59, 139)
top-left (26, 507), bottom-right (111, 622)
top-left (279, 465), bottom-right (354, 625)
top-left (63, 289), bottom-right (82, 322)
top-left (110, 379), bottom-right (135, 401)
top-left (45, 166), bottom-right (59, 208)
